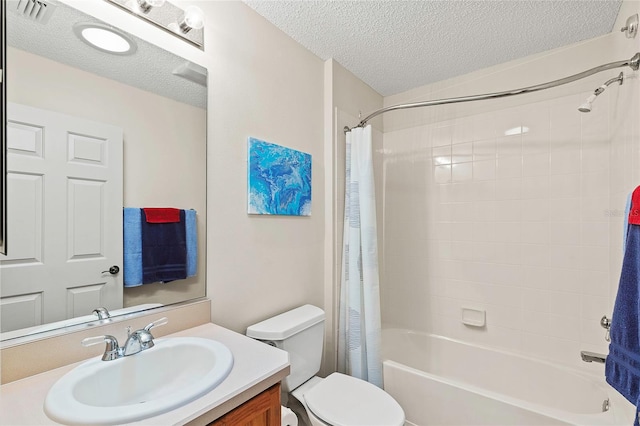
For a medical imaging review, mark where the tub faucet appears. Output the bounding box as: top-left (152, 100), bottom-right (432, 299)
top-left (92, 307), bottom-right (111, 320)
top-left (581, 351), bottom-right (607, 364)
top-left (81, 317), bottom-right (168, 361)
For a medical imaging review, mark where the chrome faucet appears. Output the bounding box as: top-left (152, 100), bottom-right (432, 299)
top-left (81, 317), bottom-right (168, 361)
top-left (581, 351), bottom-right (607, 364)
top-left (92, 307), bottom-right (111, 320)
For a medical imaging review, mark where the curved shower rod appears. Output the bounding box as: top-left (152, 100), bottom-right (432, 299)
top-left (345, 52), bottom-right (640, 132)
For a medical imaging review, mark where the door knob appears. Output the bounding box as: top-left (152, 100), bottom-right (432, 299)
top-left (102, 265), bottom-right (120, 275)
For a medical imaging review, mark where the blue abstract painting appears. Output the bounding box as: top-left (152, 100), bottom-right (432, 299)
top-left (248, 138), bottom-right (312, 216)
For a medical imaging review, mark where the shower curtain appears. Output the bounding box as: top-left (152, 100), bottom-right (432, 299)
top-left (338, 124), bottom-right (383, 388)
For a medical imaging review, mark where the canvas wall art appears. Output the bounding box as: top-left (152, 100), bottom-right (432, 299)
top-left (248, 137), bottom-right (312, 216)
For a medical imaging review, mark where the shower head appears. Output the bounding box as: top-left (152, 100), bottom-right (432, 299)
top-left (578, 72), bottom-right (624, 113)
top-left (578, 94), bottom-right (598, 113)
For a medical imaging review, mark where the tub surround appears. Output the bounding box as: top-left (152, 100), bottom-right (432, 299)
top-left (0, 321), bottom-right (290, 425)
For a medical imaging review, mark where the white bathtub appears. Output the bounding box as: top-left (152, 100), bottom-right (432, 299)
top-left (381, 329), bottom-right (635, 426)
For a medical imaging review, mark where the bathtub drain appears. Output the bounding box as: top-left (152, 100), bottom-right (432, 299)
top-left (602, 398), bottom-right (610, 412)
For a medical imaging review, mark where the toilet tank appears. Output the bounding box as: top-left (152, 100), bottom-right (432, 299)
top-left (246, 305), bottom-right (325, 392)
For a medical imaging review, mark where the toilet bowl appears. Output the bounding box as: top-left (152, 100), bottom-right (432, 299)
top-left (246, 305), bottom-right (405, 426)
top-left (292, 373), bottom-right (404, 426)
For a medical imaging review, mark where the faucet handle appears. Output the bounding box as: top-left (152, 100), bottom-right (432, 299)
top-left (81, 335), bottom-right (121, 361)
top-left (143, 317), bottom-right (168, 334)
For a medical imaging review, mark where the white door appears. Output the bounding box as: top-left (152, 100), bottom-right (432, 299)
top-left (0, 103), bottom-right (123, 332)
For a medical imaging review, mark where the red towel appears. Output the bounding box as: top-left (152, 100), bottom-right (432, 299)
top-left (143, 208), bottom-right (181, 223)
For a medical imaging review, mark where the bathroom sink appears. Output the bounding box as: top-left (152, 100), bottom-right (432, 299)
top-left (44, 337), bottom-right (234, 425)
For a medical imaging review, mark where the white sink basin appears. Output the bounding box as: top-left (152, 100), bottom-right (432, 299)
top-left (44, 337), bottom-right (234, 425)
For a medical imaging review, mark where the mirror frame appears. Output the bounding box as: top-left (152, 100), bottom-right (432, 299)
top-left (1, 0), bottom-right (6, 256)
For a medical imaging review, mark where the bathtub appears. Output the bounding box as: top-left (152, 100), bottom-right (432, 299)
top-left (381, 329), bottom-right (635, 426)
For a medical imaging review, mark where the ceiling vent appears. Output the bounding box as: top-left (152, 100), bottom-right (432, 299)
top-left (13, 0), bottom-right (56, 24)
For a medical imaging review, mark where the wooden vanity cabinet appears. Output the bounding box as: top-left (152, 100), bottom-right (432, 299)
top-left (210, 383), bottom-right (281, 426)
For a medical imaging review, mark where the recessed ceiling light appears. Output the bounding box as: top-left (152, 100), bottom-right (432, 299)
top-left (73, 23), bottom-right (137, 55)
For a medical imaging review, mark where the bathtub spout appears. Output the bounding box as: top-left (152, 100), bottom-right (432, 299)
top-left (581, 351), bottom-right (607, 363)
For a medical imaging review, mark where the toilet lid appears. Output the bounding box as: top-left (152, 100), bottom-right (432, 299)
top-left (304, 373), bottom-right (405, 426)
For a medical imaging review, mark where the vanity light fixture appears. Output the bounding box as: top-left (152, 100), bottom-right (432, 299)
top-left (137, 0), bottom-right (166, 14)
top-left (104, 0), bottom-right (204, 48)
top-left (73, 23), bottom-right (137, 55)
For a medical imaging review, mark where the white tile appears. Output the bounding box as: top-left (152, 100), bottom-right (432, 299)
top-left (451, 222), bottom-right (474, 241)
top-left (471, 180), bottom-right (496, 201)
top-left (521, 222), bottom-right (549, 244)
top-left (473, 201), bottom-right (496, 222)
top-left (472, 242), bottom-right (497, 262)
top-left (521, 243), bottom-right (549, 267)
top-left (548, 314), bottom-right (580, 340)
top-left (549, 173), bottom-right (581, 199)
top-left (522, 288), bottom-right (550, 312)
top-left (451, 242), bottom-right (474, 261)
top-left (496, 155), bottom-right (522, 179)
top-left (492, 264), bottom-right (524, 286)
top-left (548, 291), bottom-right (581, 318)
top-left (452, 162), bottom-right (473, 182)
top-left (549, 198), bottom-right (579, 222)
top-left (521, 199), bottom-right (549, 222)
top-left (473, 139), bottom-right (496, 161)
top-left (580, 197), bottom-right (609, 222)
top-left (496, 135), bottom-right (522, 158)
top-left (548, 245), bottom-right (581, 270)
top-left (581, 172), bottom-right (609, 197)
top-left (522, 153), bottom-right (550, 177)
top-left (495, 178), bottom-right (522, 201)
top-left (521, 266), bottom-right (550, 290)
top-left (549, 148), bottom-right (581, 175)
top-left (451, 202), bottom-right (475, 222)
top-left (472, 222), bottom-right (496, 242)
top-left (549, 268), bottom-right (581, 293)
top-left (580, 270), bottom-right (609, 296)
top-left (432, 145), bottom-right (452, 165)
top-left (434, 165), bottom-right (452, 184)
top-left (473, 159), bottom-right (496, 181)
top-left (432, 125), bottom-right (452, 147)
top-left (494, 222), bottom-right (521, 243)
top-left (580, 246), bottom-right (609, 272)
top-left (452, 123), bottom-right (474, 145)
top-left (495, 200), bottom-right (522, 222)
top-left (548, 222), bottom-right (580, 245)
top-left (452, 142), bottom-right (473, 163)
top-left (521, 310), bottom-right (551, 335)
top-left (581, 294), bottom-right (610, 320)
top-left (521, 176), bottom-right (549, 199)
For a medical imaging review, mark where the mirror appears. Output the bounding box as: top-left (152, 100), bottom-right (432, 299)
top-left (0, 0), bottom-right (207, 340)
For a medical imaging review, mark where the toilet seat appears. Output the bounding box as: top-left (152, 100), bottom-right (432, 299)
top-left (303, 373), bottom-right (405, 426)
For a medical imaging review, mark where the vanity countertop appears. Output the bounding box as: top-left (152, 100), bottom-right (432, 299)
top-left (0, 323), bottom-right (290, 425)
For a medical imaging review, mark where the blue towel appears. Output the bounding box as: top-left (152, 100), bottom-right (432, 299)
top-left (606, 223), bottom-right (640, 426)
top-left (123, 208), bottom-right (143, 287)
top-left (185, 209), bottom-right (197, 277)
top-left (141, 209), bottom-right (187, 284)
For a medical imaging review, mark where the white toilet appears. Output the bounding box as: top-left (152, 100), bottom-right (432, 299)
top-left (246, 304), bottom-right (405, 426)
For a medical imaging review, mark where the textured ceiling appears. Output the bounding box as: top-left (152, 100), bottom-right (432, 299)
top-left (244, 0), bottom-right (623, 96)
top-left (7, 0), bottom-right (206, 109)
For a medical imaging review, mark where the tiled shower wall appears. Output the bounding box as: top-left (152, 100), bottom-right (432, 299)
top-left (381, 73), bottom-right (639, 372)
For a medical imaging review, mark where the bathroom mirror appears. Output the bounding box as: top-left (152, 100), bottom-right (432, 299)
top-left (0, 0), bottom-right (207, 340)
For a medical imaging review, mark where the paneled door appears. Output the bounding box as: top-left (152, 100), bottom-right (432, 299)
top-left (0, 103), bottom-right (123, 332)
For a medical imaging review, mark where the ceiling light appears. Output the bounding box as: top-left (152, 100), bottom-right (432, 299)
top-left (73, 23), bottom-right (137, 55)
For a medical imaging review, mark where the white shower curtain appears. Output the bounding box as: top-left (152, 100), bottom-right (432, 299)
top-left (338, 124), bottom-right (383, 388)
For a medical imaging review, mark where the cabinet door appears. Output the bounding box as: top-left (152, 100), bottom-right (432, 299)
top-left (211, 383), bottom-right (281, 426)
